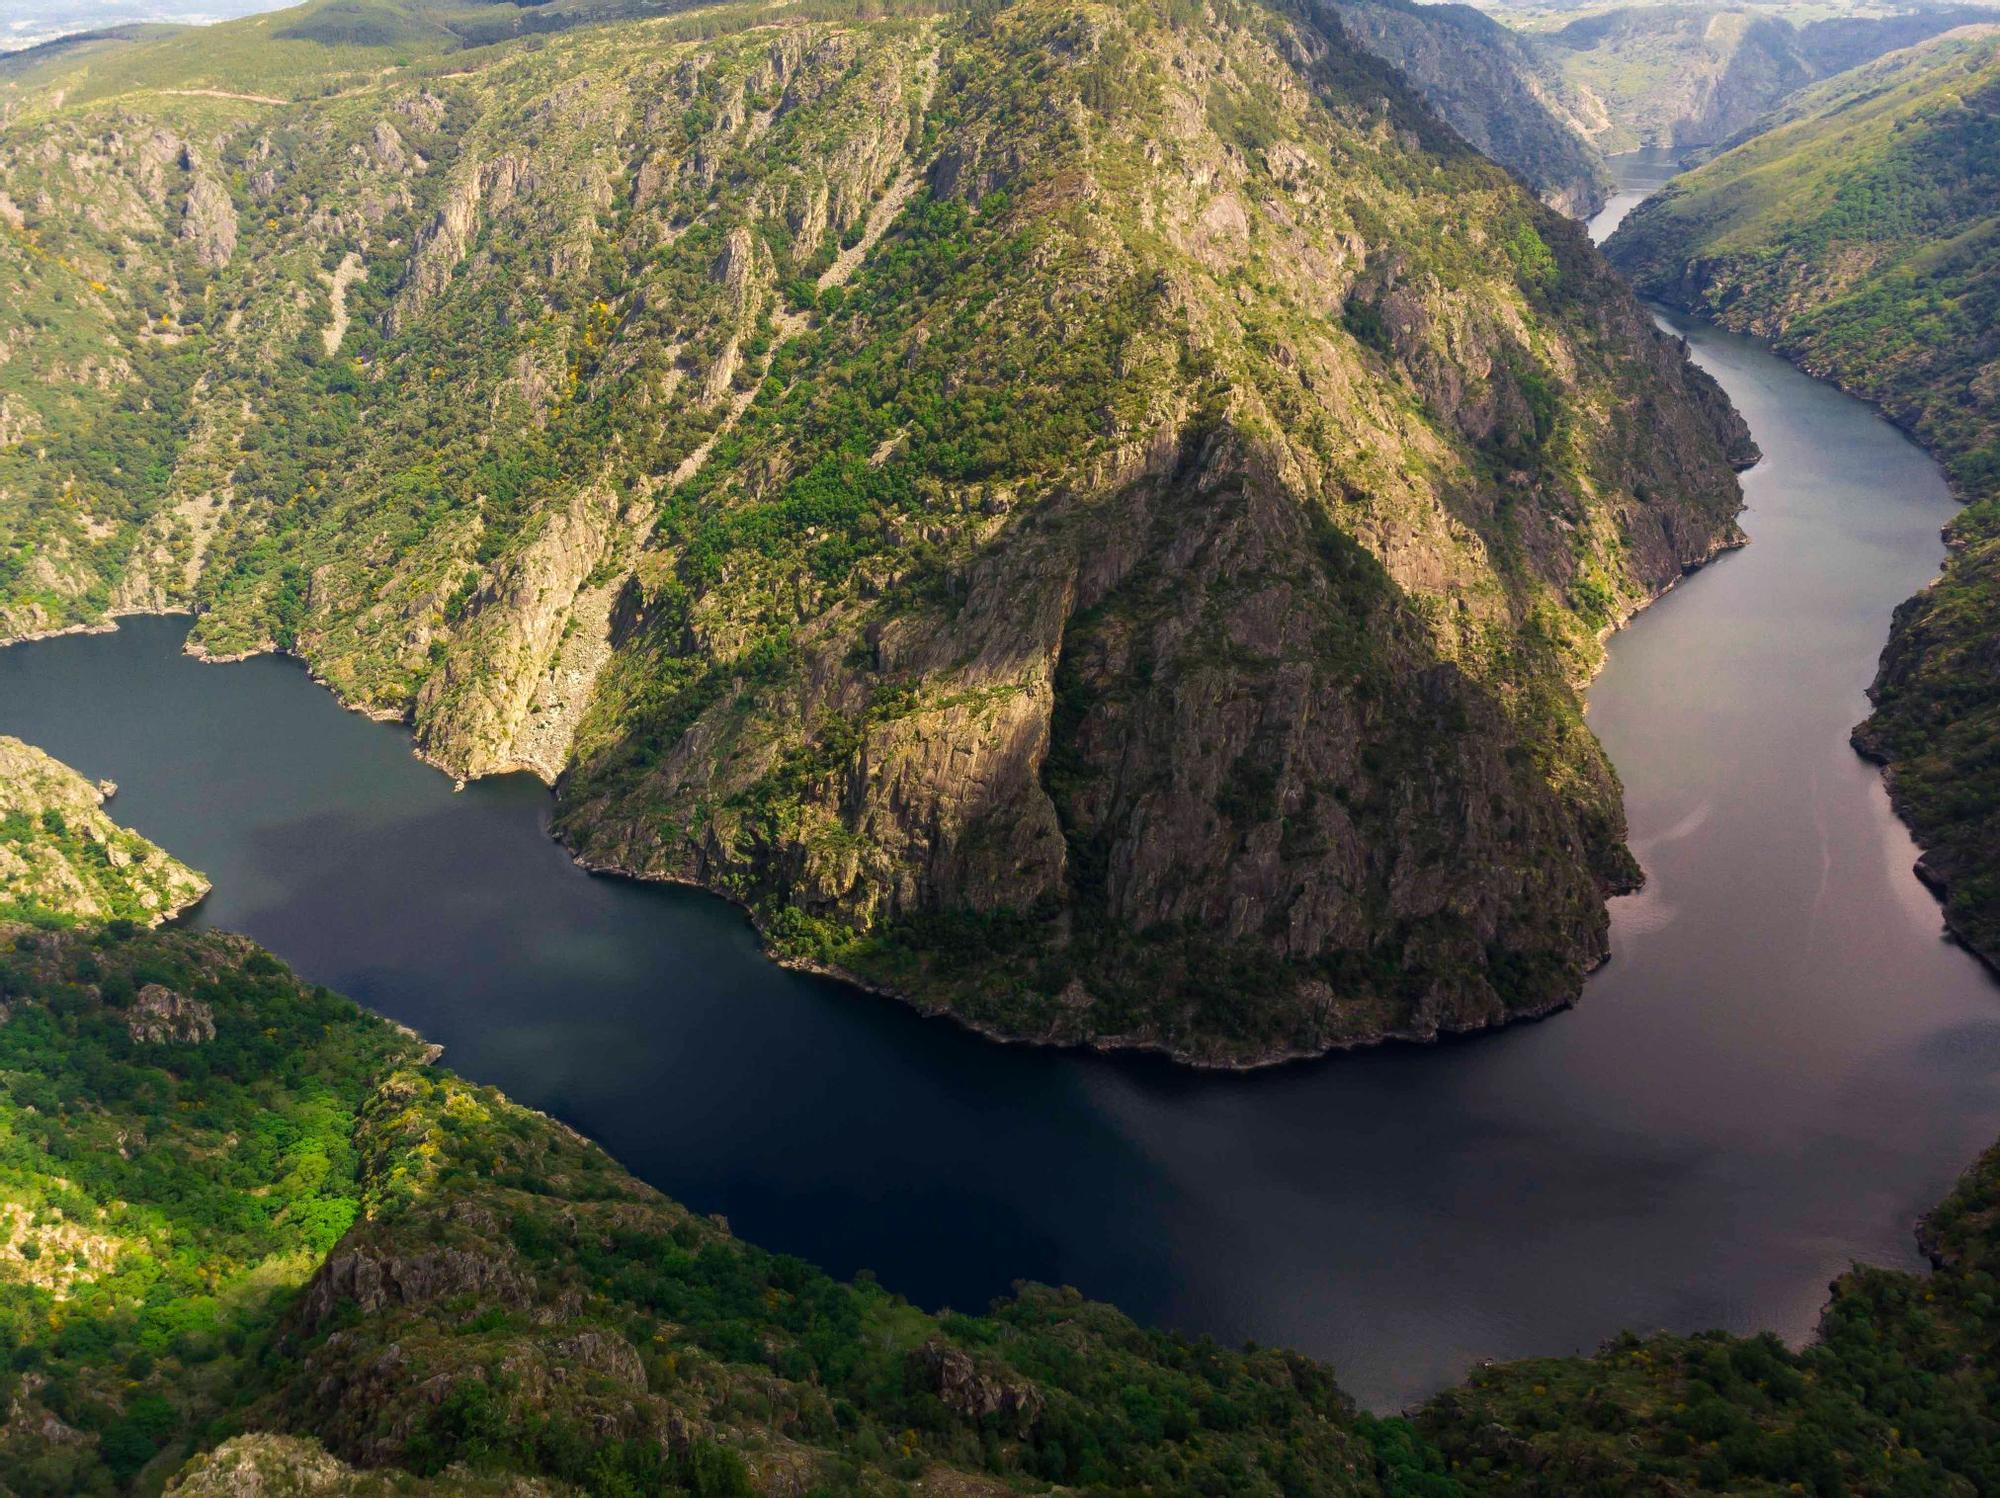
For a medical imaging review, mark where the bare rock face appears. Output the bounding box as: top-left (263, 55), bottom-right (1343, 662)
top-left (912, 1340), bottom-right (1044, 1429)
top-left (166, 1432), bottom-right (564, 1494)
top-left (1317, 0), bottom-right (1612, 216)
top-left (126, 983), bottom-right (217, 1044)
top-left (181, 172), bottom-right (238, 269)
top-left (166, 1434), bottom-right (358, 1496)
top-left (301, 1247), bottom-right (537, 1332)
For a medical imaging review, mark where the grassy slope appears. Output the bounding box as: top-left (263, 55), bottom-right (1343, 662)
top-left (1604, 25), bottom-right (2000, 967)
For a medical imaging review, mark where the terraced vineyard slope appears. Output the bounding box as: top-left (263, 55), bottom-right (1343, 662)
top-left (0, 0), bottom-right (1754, 1062)
top-left (1606, 25), bottom-right (2000, 969)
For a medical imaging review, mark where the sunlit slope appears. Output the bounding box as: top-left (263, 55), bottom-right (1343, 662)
top-left (0, 0), bottom-right (1752, 1060)
top-left (0, 734), bottom-right (208, 924)
top-left (0, 916), bottom-right (1396, 1495)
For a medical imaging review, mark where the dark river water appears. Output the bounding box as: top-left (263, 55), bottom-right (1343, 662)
top-left (2, 154), bottom-right (1996, 1412)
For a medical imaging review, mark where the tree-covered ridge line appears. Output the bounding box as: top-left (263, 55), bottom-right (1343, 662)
top-left (533, 0), bottom-right (1754, 1063)
top-left (0, 734), bottom-right (208, 927)
top-left (1604, 24), bottom-right (2000, 971)
top-left (0, 0), bottom-right (1753, 1062)
top-left (1, 911), bottom-right (1999, 1493)
top-left (2, 744), bottom-right (1999, 1496)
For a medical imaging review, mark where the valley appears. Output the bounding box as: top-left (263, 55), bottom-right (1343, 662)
top-left (3, 1), bottom-right (2000, 1492)
top-left (1606, 25), bottom-right (2000, 972)
top-left (2, 146), bottom-right (1995, 1431)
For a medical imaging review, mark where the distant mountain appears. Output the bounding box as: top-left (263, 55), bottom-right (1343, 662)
top-left (0, 0), bottom-right (269, 57)
top-left (1316, 0), bottom-right (1612, 215)
top-left (1537, 3), bottom-right (2000, 150)
top-left (1606, 25), bottom-right (2000, 968)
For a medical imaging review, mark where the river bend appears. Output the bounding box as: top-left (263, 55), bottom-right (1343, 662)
top-left (0, 152), bottom-right (1993, 1410)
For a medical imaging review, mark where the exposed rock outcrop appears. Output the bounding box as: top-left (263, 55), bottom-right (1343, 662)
top-left (126, 982), bottom-right (217, 1044)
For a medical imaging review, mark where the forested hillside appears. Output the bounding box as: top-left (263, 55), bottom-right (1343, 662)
top-left (0, 752), bottom-right (1402, 1494)
top-left (1606, 25), bottom-right (2000, 969)
top-left (0, 0), bottom-right (1753, 1062)
top-left (0, 908), bottom-right (1406, 1496)
top-left (4, 742), bottom-right (2000, 1496)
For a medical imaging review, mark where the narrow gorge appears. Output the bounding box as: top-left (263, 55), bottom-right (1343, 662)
top-left (4, 3), bottom-right (2000, 1493)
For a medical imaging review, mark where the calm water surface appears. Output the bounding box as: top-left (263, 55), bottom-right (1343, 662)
top-left (1, 157), bottom-right (1995, 1410)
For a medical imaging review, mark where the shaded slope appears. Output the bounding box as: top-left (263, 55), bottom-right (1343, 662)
top-left (1420, 1135), bottom-right (2000, 1495)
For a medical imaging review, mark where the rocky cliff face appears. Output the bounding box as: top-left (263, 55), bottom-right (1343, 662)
top-left (0, 0), bottom-right (1749, 1061)
top-left (551, 0), bottom-right (1753, 1062)
top-left (0, 735), bottom-right (208, 923)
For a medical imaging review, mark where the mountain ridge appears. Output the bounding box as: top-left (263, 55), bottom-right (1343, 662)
top-left (0, 0), bottom-right (1753, 1063)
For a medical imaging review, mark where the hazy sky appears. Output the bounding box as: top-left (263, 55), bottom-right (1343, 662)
top-left (0, 0), bottom-right (288, 51)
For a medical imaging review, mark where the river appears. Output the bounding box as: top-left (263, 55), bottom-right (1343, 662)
top-left (0, 153), bottom-right (1994, 1412)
